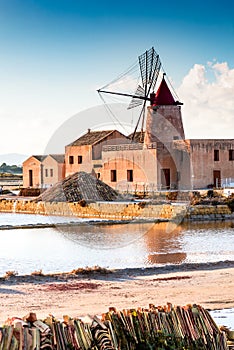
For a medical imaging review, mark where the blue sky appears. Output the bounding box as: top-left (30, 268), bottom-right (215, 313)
top-left (0, 0), bottom-right (234, 155)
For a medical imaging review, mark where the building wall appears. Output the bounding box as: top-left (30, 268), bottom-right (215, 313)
top-left (42, 156), bottom-right (65, 188)
top-left (189, 139), bottom-right (234, 189)
top-left (156, 142), bottom-right (191, 190)
top-left (65, 131), bottom-right (129, 178)
top-left (101, 141), bottom-right (192, 192)
top-left (157, 146), bottom-right (178, 190)
top-left (102, 146), bottom-right (157, 192)
top-left (65, 145), bottom-right (92, 177)
top-left (92, 130), bottom-right (129, 160)
top-left (23, 157), bottom-right (42, 188)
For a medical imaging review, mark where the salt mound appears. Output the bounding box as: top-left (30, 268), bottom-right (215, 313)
top-left (38, 171), bottom-right (122, 202)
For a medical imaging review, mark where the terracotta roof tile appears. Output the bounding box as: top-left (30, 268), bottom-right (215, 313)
top-left (49, 154), bottom-right (65, 163)
top-left (32, 155), bottom-right (47, 161)
top-left (67, 130), bottom-right (123, 146)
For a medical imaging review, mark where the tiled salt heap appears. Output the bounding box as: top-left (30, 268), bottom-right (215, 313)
top-left (38, 171), bottom-right (123, 202)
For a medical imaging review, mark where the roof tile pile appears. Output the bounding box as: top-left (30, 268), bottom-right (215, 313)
top-left (1, 304), bottom-right (228, 350)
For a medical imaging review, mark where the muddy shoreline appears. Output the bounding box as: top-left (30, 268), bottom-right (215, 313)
top-left (1, 260), bottom-right (234, 284)
top-left (1, 261), bottom-right (234, 324)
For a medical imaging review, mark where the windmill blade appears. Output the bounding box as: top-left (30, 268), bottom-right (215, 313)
top-left (127, 85), bottom-right (145, 110)
top-left (150, 55), bottom-right (161, 91)
top-left (139, 47), bottom-right (161, 95)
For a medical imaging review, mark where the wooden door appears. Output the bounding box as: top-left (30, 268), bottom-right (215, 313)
top-left (29, 169), bottom-right (33, 187)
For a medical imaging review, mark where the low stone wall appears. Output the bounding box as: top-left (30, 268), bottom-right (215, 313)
top-left (0, 199), bottom-right (187, 221)
top-left (184, 204), bottom-right (233, 221)
top-left (0, 199), bottom-right (233, 222)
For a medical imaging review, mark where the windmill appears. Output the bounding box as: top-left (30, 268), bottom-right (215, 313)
top-left (97, 47), bottom-right (162, 142)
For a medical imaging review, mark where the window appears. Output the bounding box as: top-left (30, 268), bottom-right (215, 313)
top-left (45, 169), bottom-right (48, 177)
top-left (97, 172), bottom-right (100, 179)
top-left (214, 149), bottom-right (219, 161)
top-left (78, 155), bottom-right (83, 164)
top-left (69, 156), bottom-right (74, 164)
top-left (127, 169), bottom-right (133, 182)
top-left (110, 170), bottom-right (117, 182)
top-left (50, 169), bottom-right (53, 177)
top-left (229, 149), bottom-right (234, 161)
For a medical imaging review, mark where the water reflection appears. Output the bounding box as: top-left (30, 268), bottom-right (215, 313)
top-left (57, 221), bottom-right (187, 265)
top-left (0, 213), bottom-right (233, 275)
top-left (147, 253), bottom-right (186, 264)
top-left (57, 221), bottom-right (155, 249)
top-left (144, 222), bottom-right (186, 265)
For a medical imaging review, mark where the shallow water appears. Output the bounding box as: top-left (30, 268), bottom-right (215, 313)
top-left (211, 308), bottom-right (234, 329)
top-left (0, 213), bottom-right (233, 275)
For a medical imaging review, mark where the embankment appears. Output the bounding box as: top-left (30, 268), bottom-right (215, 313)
top-left (0, 198), bottom-right (233, 222)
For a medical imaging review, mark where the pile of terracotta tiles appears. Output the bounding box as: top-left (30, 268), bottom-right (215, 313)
top-left (0, 304), bottom-right (228, 350)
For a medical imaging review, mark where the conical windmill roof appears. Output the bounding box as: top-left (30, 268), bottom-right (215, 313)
top-left (153, 75), bottom-right (176, 106)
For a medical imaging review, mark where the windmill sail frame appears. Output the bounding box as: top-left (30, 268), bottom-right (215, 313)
top-left (138, 47), bottom-right (161, 94)
top-left (97, 47), bottom-right (162, 140)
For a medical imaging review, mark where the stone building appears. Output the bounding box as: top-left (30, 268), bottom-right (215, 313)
top-left (23, 154), bottom-right (65, 188)
top-left (42, 154), bottom-right (65, 188)
top-left (65, 129), bottom-right (129, 178)
top-left (23, 76), bottom-right (234, 192)
top-left (23, 155), bottom-right (45, 188)
top-left (188, 139), bottom-right (234, 189)
top-left (83, 75), bottom-right (233, 192)
top-left (100, 76), bottom-right (192, 192)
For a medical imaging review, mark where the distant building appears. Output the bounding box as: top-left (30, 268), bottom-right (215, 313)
top-left (23, 154), bottom-right (65, 188)
top-left (42, 154), bottom-right (65, 188)
top-left (23, 155), bottom-right (45, 188)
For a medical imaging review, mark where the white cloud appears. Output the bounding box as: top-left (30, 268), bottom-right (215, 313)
top-left (177, 61), bottom-right (234, 139)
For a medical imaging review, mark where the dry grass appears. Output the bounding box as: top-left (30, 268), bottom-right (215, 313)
top-left (3, 270), bottom-right (18, 279)
top-left (31, 269), bottom-right (44, 276)
top-left (70, 265), bottom-right (112, 275)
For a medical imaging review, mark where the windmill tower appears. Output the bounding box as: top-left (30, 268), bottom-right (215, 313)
top-left (144, 73), bottom-right (185, 146)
